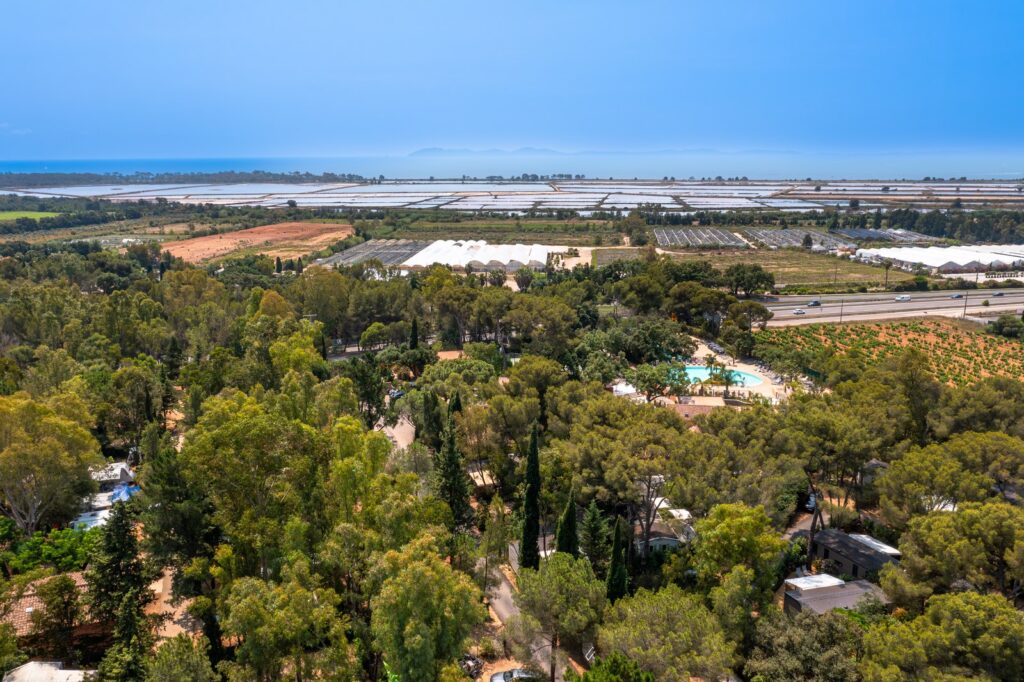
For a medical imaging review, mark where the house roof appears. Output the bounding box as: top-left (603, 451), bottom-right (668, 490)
top-left (787, 579), bottom-right (888, 614)
top-left (813, 529), bottom-right (899, 573)
top-left (3, 573), bottom-right (89, 638)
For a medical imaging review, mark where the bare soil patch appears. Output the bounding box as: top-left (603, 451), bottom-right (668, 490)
top-left (164, 221), bottom-right (353, 262)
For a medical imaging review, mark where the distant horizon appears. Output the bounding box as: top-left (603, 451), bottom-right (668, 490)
top-left (2, 150), bottom-right (1023, 182)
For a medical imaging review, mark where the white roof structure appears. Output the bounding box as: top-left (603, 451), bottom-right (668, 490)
top-left (857, 244), bottom-right (1024, 271)
top-left (401, 239), bottom-right (556, 270)
top-left (3, 662), bottom-right (89, 682)
top-left (784, 574), bottom-right (846, 593)
top-left (90, 461), bottom-right (132, 484)
top-left (849, 533), bottom-right (901, 556)
top-left (71, 509), bottom-right (111, 530)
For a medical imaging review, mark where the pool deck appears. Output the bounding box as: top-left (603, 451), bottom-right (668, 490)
top-left (690, 339), bottom-right (791, 403)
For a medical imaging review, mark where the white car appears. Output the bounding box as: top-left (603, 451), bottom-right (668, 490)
top-left (894, 295), bottom-right (912, 302)
top-left (490, 670), bottom-right (540, 682)
top-left (793, 308), bottom-right (806, 315)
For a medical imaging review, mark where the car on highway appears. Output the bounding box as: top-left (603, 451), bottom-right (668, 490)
top-left (490, 670), bottom-right (541, 682)
top-left (949, 293), bottom-right (964, 299)
top-left (894, 295), bottom-right (912, 302)
top-left (993, 291), bottom-right (1005, 297)
top-left (792, 309), bottom-right (806, 315)
top-left (807, 300), bottom-right (821, 307)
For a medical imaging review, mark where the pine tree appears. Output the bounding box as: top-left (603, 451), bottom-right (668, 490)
top-left (86, 502), bottom-right (154, 624)
top-left (296, 256), bottom-right (304, 274)
top-left (409, 317), bottom-right (419, 350)
top-left (433, 415), bottom-right (472, 530)
top-left (275, 256), bottom-right (283, 273)
top-left (97, 587), bottom-right (153, 681)
top-left (520, 424), bottom-right (541, 571)
top-left (580, 500), bottom-right (610, 577)
top-left (555, 487), bottom-right (578, 557)
top-left (606, 516), bottom-right (628, 602)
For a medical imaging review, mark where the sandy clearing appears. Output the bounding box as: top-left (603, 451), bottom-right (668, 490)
top-left (163, 221), bottom-right (353, 262)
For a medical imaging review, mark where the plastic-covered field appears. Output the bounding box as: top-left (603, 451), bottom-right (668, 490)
top-left (653, 227), bottom-right (748, 248)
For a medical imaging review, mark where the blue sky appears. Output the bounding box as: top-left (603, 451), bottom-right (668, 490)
top-left (2, 1), bottom-right (1022, 175)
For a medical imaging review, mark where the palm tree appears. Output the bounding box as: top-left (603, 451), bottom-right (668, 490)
top-left (883, 260), bottom-right (893, 288)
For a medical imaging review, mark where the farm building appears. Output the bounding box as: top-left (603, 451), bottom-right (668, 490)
top-left (856, 244), bottom-right (1024, 274)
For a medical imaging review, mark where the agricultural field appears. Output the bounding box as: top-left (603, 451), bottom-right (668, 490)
top-left (372, 218), bottom-right (619, 246)
top-left (0, 210), bottom-right (61, 220)
top-left (163, 221), bottom-right (353, 262)
top-left (593, 246), bottom-right (913, 287)
top-left (755, 318), bottom-right (1024, 385)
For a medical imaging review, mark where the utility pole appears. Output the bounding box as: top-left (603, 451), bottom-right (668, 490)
top-left (962, 289), bottom-right (969, 318)
top-left (839, 297), bottom-right (845, 324)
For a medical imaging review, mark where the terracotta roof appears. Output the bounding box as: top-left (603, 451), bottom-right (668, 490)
top-left (3, 572), bottom-right (89, 638)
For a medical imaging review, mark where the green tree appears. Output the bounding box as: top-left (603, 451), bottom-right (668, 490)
top-left (433, 415), bottom-right (472, 531)
top-left (692, 504), bottom-right (786, 597)
top-left (86, 502), bottom-right (153, 624)
top-left (598, 584), bottom-right (734, 682)
top-left (520, 424), bottom-right (542, 571)
top-left (371, 550), bottom-right (485, 682)
top-left (510, 553), bottom-right (606, 682)
top-left (555, 487), bottom-right (579, 557)
top-left (606, 516), bottom-right (628, 602)
top-left (580, 501), bottom-right (610, 578)
top-left (861, 592), bottom-right (1024, 681)
top-left (0, 393), bottom-right (102, 535)
top-left (566, 652), bottom-right (653, 682)
top-left (0, 622), bottom-right (24, 676)
top-left (144, 634), bottom-right (218, 682)
top-left (219, 560), bottom-right (354, 682)
top-left (29, 574), bottom-right (81, 663)
top-left (745, 610), bottom-right (863, 682)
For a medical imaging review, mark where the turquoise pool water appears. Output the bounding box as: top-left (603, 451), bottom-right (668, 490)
top-left (683, 365), bottom-right (764, 387)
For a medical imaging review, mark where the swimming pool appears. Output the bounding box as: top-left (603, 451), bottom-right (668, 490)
top-left (682, 365), bottom-right (764, 387)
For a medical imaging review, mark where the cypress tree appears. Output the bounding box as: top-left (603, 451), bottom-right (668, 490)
top-left (434, 414), bottom-right (472, 530)
top-left (409, 317), bottom-right (419, 349)
top-left (275, 256), bottom-right (283, 273)
top-left (520, 423), bottom-right (541, 571)
top-left (447, 390), bottom-right (462, 418)
top-left (606, 515), bottom-right (628, 602)
top-left (580, 499), bottom-right (610, 577)
top-left (296, 256), bottom-right (303, 274)
top-left (555, 487), bottom-right (578, 557)
top-left (421, 391), bottom-right (443, 451)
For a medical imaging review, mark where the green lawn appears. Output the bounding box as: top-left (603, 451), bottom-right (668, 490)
top-left (0, 210), bottom-right (61, 221)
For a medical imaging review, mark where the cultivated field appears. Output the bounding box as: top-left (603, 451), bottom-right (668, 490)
top-left (164, 221), bottom-right (353, 262)
top-left (0, 210), bottom-right (60, 220)
top-left (593, 247), bottom-right (914, 287)
top-left (373, 218), bottom-right (619, 246)
top-left (755, 318), bottom-right (1024, 385)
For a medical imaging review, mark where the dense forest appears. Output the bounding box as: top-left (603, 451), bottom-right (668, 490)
top-left (1, 234), bottom-right (1023, 681)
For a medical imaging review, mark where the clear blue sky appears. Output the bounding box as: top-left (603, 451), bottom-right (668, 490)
top-left (2, 0), bottom-right (1022, 172)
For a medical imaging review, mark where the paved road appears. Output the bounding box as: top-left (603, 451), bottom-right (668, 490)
top-left (765, 289), bottom-right (1024, 326)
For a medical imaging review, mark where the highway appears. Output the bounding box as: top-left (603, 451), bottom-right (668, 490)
top-left (764, 289), bottom-right (1024, 326)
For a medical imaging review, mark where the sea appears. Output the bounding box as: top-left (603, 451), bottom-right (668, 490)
top-left (1, 151), bottom-right (1022, 181)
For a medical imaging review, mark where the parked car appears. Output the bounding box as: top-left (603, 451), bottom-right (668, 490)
top-left (793, 308), bottom-right (806, 315)
top-left (490, 670), bottom-right (541, 682)
top-left (388, 388), bottom-right (405, 400)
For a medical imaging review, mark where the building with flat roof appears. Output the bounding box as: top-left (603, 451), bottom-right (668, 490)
top-left (810, 529), bottom-right (900, 580)
top-left (783, 573), bottom-right (889, 615)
